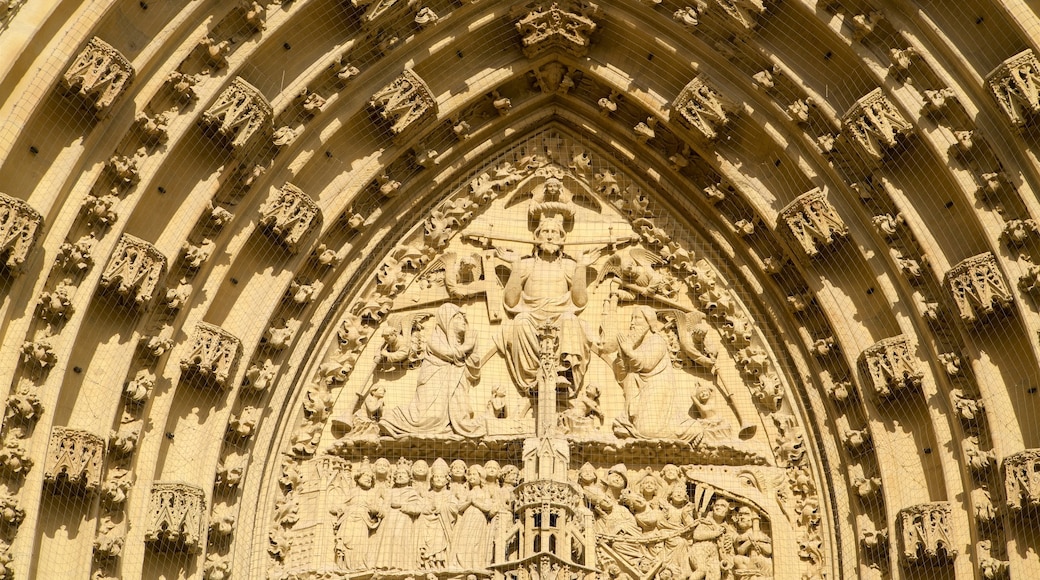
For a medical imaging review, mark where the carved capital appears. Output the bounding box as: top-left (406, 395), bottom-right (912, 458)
top-left (897, 502), bottom-right (956, 566)
top-left (1004, 448), bottom-right (1040, 512)
top-left (987, 49), bottom-right (1040, 128)
top-left (99, 234), bottom-right (167, 309)
top-left (859, 335), bottom-right (923, 400)
top-left (777, 188), bottom-right (848, 258)
top-left (0, 192), bottom-right (43, 275)
top-left (368, 69), bottom-right (437, 137)
top-left (43, 427), bottom-right (105, 493)
top-left (672, 76), bottom-right (730, 141)
top-left (199, 77), bottom-right (272, 150)
top-left (179, 323), bottom-right (241, 388)
top-left (841, 88), bottom-right (912, 162)
top-left (514, 1), bottom-right (599, 58)
top-left (258, 184), bottom-right (322, 253)
top-left (944, 253), bottom-right (1012, 325)
top-left (59, 37), bottom-right (134, 116)
top-left (145, 482), bottom-right (206, 552)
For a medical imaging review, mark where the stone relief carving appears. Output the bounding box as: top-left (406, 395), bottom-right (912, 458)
top-left (145, 482), bottom-right (206, 552)
top-left (897, 502), bottom-right (955, 567)
top-left (368, 69), bottom-right (437, 137)
top-left (944, 253), bottom-right (1012, 325)
top-left (859, 335), bottom-right (923, 401)
top-left (42, 427), bottom-right (105, 492)
top-left (672, 76), bottom-right (730, 141)
top-left (514, 1), bottom-right (599, 58)
top-left (776, 188), bottom-right (848, 259)
top-left (1003, 448), bottom-right (1040, 512)
top-left (199, 77), bottom-right (273, 150)
top-left (258, 184), bottom-right (322, 253)
top-left (987, 49), bottom-right (1040, 128)
top-left (99, 234), bottom-right (167, 308)
top-left (841, 88), bottom-right (912, 163)
top-left (0, 192), bottom-right (43, 275)
top-left (59, 37), bottom-right (134, 116)
top-left (179, 322), bottom-right (241, 388)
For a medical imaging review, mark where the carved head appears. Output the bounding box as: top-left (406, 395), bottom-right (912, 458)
top-left (393, 464), bottom-right (412, 486)
top-left (534, 213), bottom-right (567, 255)
top-left (412, 460), bottom-right (429, 482)
top-left (484, 460), bottom-right (501, 481)
top-left (661, 464), bottom-right (680, 484)
top-left (450, 459), bottom-right (467, 480)
top-left (638, 475), bottom-right (659, 499)
top-left (501, 465), bottom-right (521, 486)
top-left (735, 505), bottom-right (756, 531)
top-left (355, 468), bottom-right (375, 489)
top-left (667, 484), bottom-right (688, 507)
top-left (711, 498), bottom-right (731, 521)
top-left (466, 465), bottom-right (485, 487)
top-left (606, 464), bottom-right (628, 490)
top-left (373, 458), bottom-right (391, 478)
top-left (578, 463), bottom-right (598, 486)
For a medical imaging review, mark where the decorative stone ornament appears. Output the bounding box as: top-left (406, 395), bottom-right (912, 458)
top-left (897, 502), bottom-right (956, 567)
top-left (987, 49), bottom-right (1040, 128)
top-left (145, 482), bottom-right (206, 552)
top-left (257, 184), bottom-right (322, 253)
top-left (59, 37), bottom-right (134, 116)
top-left (43, 427), bottom-right (105, 493)
top-left (199, 77), bottom-right (273, 150)
top-left (859, 335), bottom-right (923, 400)
top-left (0, 192), bottom-right (43, 275)
top-left (1004, 448), bottom-right (1040, 512)
top-left (776, 188), bottom-right (848, 258)
top-left (368, 69), bottom-right (437, 137)
top-left (514, 1), bottom-right (599, 58)
top-left (841, 88), bottom-right (912, 162)
top-left (179, 322), bottom-right (241, 388)
top-left (99, 234), bottom-right (167, 308)
top-left (672, 76), bottom-right (730, 141)
top-left (944, 253), bottom-right (1013, 324)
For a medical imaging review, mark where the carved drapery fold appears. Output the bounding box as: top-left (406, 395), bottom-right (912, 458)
top-left (59, 37), bottom-right (135, 116)
top-left (987, 49), bottom-right (1040, 128)
top-left (672, 76), bottom-right (730, 141)
top-left (1004, 448), bottom-right (1040, 512)
top-left (841, 88), bottom-right (912, 162)
top-left (776, 188), bottom-right (848, 258)
top-left (258, 183), bottom-right (322, 253)
top-left (43, 427), bottom-right (105, 493)
top-left (99, 234), bottom-right (167, 308)
top-left (179, 322), bottom-right (241, 388)
top-left (944, 253), bottom-right (1013, 325)
top-left (145, 482), bottom-right (206, 552)
top-left (368, 69), bottom-right (437, 137)
top-left (514, 1), bottom-right (599, 58)
top-left (199, 77), bottom-right (273, 150)
top-left (898, 502), bottom-right (956, 566)
top-left (859, 335), bottom-right (923, 400)
top-left (0, 192), bottom-right (43, 275)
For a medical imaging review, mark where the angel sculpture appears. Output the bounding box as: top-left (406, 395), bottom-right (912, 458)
top-left (597, 247), bottom-right (679, 300)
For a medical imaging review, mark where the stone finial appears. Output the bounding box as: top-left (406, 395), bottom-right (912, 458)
top-left (1004, 448), bottom-right (1040, 512)
top-left (514, 1), bottom-right (599, 58)
top-left (145, 482), bottom-right (206, 552)
top-left (59, 37), bottom-right (135, 116)
top-left (258, 184), bottom-right (322, 253)
top-left (368, 69), bottom-right (437, 137)
top-left (99, 234), bottom-right (167, 309)
top-left (0, 192), bottom-right (43, 275)
top-left (859, 335), bottom-right (923, 400)
top-left (987, 49), bottom-right (1040, 128)
top-left (841, 88), bottom-right (912, 162)
top-left (944, 253), bottom-right (1012, 325)
top-left (672, 76), bottom-right (730, 141)
top-left (777, 188), bottom-right (848, 258)
top-left (199, 77), bottom-right (273, 150)
top-left (179, 322), bottom-right (241, 388)
top-left (897, 502), bottom-right (956, 566)
top-left (43, 427), bottom-right (105, 493)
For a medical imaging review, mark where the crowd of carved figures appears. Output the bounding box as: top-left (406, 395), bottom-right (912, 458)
top-left (280, 457), bottom-right (773, 579)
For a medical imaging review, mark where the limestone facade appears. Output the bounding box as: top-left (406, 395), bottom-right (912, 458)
top-left (0, 1), bottom-right (1039, 579)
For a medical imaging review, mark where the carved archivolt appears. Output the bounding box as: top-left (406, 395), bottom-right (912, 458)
top-left (59, 37), bottom-right (134, 116)
top-left (199, 77), bottom-right (273, 150)
top-left (944, 253), bottom-right (1013, 325)
top-left (841, 88), bottom-right (912, 163)
top-left (859, 335), bottom-right (923, 401)
top-left (987, 49), bottom-right (1040, 128)
top-left (897, 502), bottom-right (955, 567)
top-left (1004, 448), bottom-right (1040, 512)
top-left (0, 192), bottom-right (43, 275)
top-left (672, 76), bottom-right (730, 141)
top-left (776, 188), bottom-right (847, 259)
top-left (179, 322), bottom-right (241, 388)
top-left (368, 69), bottom-right (437, 137)
top-left (514, 1), bottom-right (600, 58)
